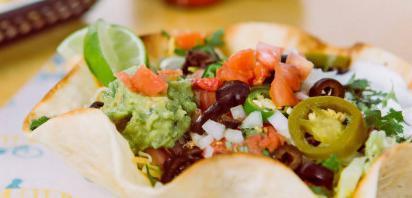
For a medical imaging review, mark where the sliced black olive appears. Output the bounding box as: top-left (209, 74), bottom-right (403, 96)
top-left (281, 54), bottom-right (288, 63)
top-left (216, 113), bottom-right (242, 129)
top-left (90, 101), bottom-right (104, 109)
top-left (297, 162), bottom-right (334, 189)
top-left (161, 144), bottom-right (203, 183)
top-left (309, 78), bottom-right (345, 98)
top-left (113, 114), bottom-right (132, 132)
top-left (305, 133), bottom-right (321, 146)
top-left (182, 49), bottom-right (219, 74)
top-left (191, 81), bottom-right (250, 134)
top-left (273, 144), bottom-right (303, 171)
top-left (216, 80), bottom-right (250, 104)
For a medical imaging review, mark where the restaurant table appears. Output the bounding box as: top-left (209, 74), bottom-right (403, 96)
top-left (0, 0), bottom-right (412, 197)
top-left (1, 0), bottom-right (412, 106)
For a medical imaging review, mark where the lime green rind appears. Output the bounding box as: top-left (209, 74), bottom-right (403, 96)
top-left (84, 22), bottom-right (116, 86)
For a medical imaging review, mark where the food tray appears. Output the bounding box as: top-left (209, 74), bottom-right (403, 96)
top-left (0, 0), bottom-right (96, 46)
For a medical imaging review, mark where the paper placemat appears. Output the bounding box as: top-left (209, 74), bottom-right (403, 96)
top-left (0, 55), bottom-right (113, 198)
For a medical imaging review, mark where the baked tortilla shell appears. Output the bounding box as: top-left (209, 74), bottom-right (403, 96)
top-left (25, 22), bottom-right (412, 197)
top-left (23, 22), bottom-right (412, 131)
top-left (30, 108), bottom-right (315, 198)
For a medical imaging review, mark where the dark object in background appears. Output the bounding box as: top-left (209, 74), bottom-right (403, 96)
top-left (0, 0), bottom-right (97, 46)
top-left (166, 0), bottom-right (220, 7)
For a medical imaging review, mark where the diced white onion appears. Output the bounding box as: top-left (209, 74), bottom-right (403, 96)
top-left (240, 111), bottom-right (263, 128)
top-left (191, 133), bottom-right (213, 149)
top-left (268, 111), bottom-right (291, 140)
top-left (285, 107), bottom-right (293, 115)
top-left (190, 133), bottom-right (202, 143)
top-left (295, 91), bottom-right (309, 100)
top-left (230, 105), bottom-right (246, 120)
top-left (203, 145), bottom-right (214, 158)
top-left (159, 56), bottom-right (185, 70)
top-left (224, 129), bottom-right (244, 143)
top-left (202, 119), bottom-right (225, 140)
top-left (302, 68), bottom-right (352, 94)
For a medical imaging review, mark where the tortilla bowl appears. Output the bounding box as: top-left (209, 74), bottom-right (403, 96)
top-left (24, 22), bottom-right (412, 197)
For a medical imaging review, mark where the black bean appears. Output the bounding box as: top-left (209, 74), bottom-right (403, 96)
top-left (89, 101), bottom-right (104, 109)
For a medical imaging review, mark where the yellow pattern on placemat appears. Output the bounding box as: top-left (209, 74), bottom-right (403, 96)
top-left (1, 189), bottom-right (72, 198)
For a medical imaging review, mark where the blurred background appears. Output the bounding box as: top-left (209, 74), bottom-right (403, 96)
top-left (1, 0), bottom-right (412, 106)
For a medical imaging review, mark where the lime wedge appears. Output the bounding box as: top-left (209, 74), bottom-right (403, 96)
top-left (84, 19), bottom-right (147, 86)
top-left (57, 28), bottom-right (87, 61)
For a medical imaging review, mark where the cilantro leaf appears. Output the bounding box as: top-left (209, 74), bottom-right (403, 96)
top-left (174, 48), bottom-right (186, 56)
top-left (345, 76), bottom-right (406, 142)
top-left (262, 149), bottom-right (270, 157)
top-left (309, 186), bottom-right (331, 197)
top-left (365, 109), bottom-right (404, 138)
top-left (321, 154), bottom-right (341, 172)
top-left (30, 116), bottom-right (49, 131)
top-left (160, 30), bottom-right (170, 39)
top-left (205, 29), bottom-right (224, 47)
top-left (347, 76), bottom-right (369, 90)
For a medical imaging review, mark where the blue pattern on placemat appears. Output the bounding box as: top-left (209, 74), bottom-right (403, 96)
top-left (6, 178), bottom-right (23, 189)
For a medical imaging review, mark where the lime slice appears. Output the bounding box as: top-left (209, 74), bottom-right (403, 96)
top-left (84, 19), bottom-right (147, 86)
top-left (57, 28), bottom-right (87, 61)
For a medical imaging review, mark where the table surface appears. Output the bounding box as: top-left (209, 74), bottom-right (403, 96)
top-left (1, 0), bottom-right (412, 106)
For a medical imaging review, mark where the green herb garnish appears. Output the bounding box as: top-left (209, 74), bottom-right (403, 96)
top-left (262, 149), bottom-right (270, 157)
top-left (161, 30), bottom-right (170, 39)
top-left (365, 109), bottom-right (404, 139)
top-left (205, 29), bottom-right (224, 47)
top-left (30, 116), bottom-right (50, 131)
top-left (174, 48), bottom-right (187, 56)
top-left (309, 186), bottom-right (331, 197)
top-left (345, 75), bottom-right (396, 111)
top-left (321, 154), bottom-right (341, 172)
top-left (345, 76), bottom-right (405, 141)
top-left (145, 165), bottom-right (157, 186)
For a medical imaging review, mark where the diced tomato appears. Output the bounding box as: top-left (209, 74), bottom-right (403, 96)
top-left (270, 70), bottom-right (299, 107)
top-left (286, 52), bottom-right (314, 79)
top-left (256, 42), bottom-right (283, 70)
top-left (211, 140), bottom-right (231, 155)
top-left (216, 49), bottom-right (256, 84)
top-left (260, 125), bottom-right (285, 152)
top-left (194, 89), bottom-right (216, 111)
top-left (158, 69), bottom-right (183, 81)
top-left (277, 63), bottom-right (302, 91)
top-left (144, 148), bottom-right (169, 167)
top-left (175, 31), bottom-right (205, 50)
top-left (244, 135), bottom-right (263, 155)
top-left (244, 125), bottom-right (285, 154)
top-left (192, 77), bottom-right (221, 91)
top-left (253, 62), bottom-right (271, 85)
top-left (131, 65), bottom-right (168, 96)
top-left (116, 72), bottom-right (136, 92)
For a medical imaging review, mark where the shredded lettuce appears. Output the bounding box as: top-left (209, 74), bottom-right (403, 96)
top-left (334, 157), bottom-right (366, 198)
top-left (364, 130), bottom-right (397, 168)
top-left (321, 155), bottom-right (341, 172)
top-left (334, 130), bottom-right (397, 197)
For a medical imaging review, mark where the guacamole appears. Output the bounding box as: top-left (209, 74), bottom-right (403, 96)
top-left (99, 79), bottom-right (196, 153)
